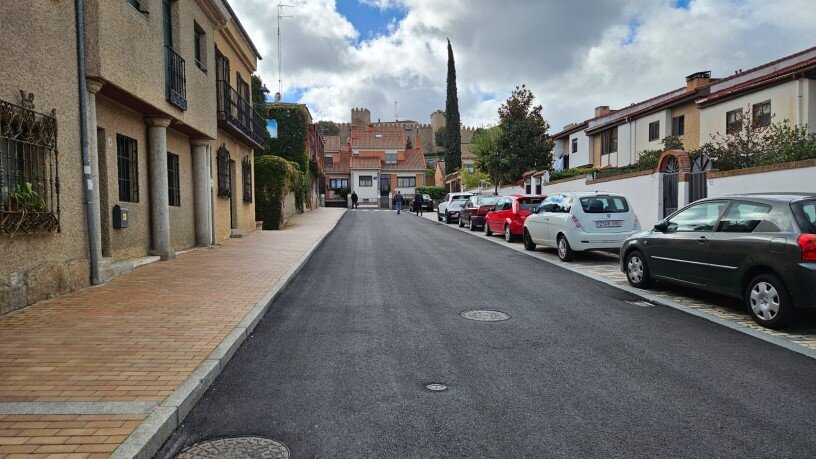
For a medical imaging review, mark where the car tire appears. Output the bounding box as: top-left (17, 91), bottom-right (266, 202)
top-left (437, 212), bottom-right (443, 222)
top-left (469, 218), bottom-right (477, 231)
top-left (557, 235), bottom-right (575, 262)
top-left (458, 216), bottom-right (465, 227)
top-left (444, 212), bottom-right (451, 224)
top-left (484, 222), bottom-right (493, 236)
top-left (523, 230), bottom-right (536, 251)
top-left (504, 225), bottom-right (516, 243)
top-left (745, 273), bottom-right (795, 329)
top-left (625, 250), bottom-right (653, 289)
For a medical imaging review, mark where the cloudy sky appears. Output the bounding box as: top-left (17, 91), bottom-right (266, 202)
top-left (231, 0), bottom-right (816, 132)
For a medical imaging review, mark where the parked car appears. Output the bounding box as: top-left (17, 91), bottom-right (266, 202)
top-left (438, 192), bottom-right (476, 223)
top-left (621, 193), bottom-right (816, 329)
top-left (523, 192), bottom-right (640, 261)
top-left (484, 195), bottom-right (546, 242)
top-left (410, 194), bottom-right (434, 212)
top-left (459, 194), bottom-right (501, 230)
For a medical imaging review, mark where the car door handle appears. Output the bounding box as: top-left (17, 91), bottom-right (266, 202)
top-left (697, 236), bottom-right (708, 243)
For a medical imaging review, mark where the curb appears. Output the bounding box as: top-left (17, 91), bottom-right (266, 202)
top-left (112, 210), bottom-right (347, 459)
top-left (424, 214), bottom-right (816, 362)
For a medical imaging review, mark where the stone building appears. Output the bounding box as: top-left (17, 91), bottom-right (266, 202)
top-left (0, 0), bottom-right (264, 314)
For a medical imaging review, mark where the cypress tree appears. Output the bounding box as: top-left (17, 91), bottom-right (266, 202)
top-left (444, 39), bottom-right (462, 174)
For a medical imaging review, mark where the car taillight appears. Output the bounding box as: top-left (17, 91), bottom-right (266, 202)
top-left (798, 234), bottom-right (816, 261)
top-left (633, 215), bottom-right (641, 231)
top-left (570, 215), bottom-right (583, 230)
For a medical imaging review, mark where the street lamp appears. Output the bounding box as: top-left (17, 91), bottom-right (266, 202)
top-left (493, 150), bottom-right (499, 195)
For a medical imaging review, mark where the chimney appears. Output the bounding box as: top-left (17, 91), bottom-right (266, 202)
top-left (594, 106), bottom-right (612, 117)
top-left (414, 134), bottom-right (421, 149)
top-left (686, 71), bottom-right (711, 92)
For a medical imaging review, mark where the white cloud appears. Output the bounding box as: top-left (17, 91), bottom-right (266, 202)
top-left (229, 0), bottom-right (816, 132)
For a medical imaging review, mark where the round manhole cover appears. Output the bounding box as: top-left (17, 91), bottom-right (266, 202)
top-left (426, 383), bottom-right (447, 391)
top-left (460, 310), bottom-right (511, 321)
top-left (175, 437), bottom-right (289, 459)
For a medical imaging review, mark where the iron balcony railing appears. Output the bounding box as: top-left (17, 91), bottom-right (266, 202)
top-left (216, 80), bottom-right (265, 148)
top-left (165, 46), bottom-right (188, 110)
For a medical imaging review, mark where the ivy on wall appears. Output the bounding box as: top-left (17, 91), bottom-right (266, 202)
top-left (255, 155), bottom-right (301, 230)
top-left (264, 105), bottom-right (309, 172)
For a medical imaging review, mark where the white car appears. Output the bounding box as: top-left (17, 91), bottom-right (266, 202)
top-left (522, 192), bottom-right (640, 261)
top-left (437, 192), bottom-right (476, 223)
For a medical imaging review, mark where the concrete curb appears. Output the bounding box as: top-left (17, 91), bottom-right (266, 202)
top-left (425, 214), bottom-right (816, 362)
top-left (112, 210), bottom-right (347, 459)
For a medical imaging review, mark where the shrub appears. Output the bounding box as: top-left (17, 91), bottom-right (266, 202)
top-left (416, 186), bottom-right (446, 200)
top-left (549, 167), bottom-right (595, 182)
top-left (254, 155), bottom-right (301, 230)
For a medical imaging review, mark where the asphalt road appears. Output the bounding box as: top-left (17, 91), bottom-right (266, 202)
top-left (157, 210), bottom-right (816, 458)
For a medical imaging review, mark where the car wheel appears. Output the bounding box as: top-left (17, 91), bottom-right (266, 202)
top-left (444, 212), bottom-right (451, 224)
top-left (484, 222), bottom-right (493, 236)
top-left (504, 225), bottom-right (516, 243)
top-left (437, 212), bottom-right (442, 222)
top-left (745, 273), bottom-right (794, 329)
top-left (557, 235), bottom-right (575, 262)
top-left (458, 216), bottom-right (465, 227)
top-left (625, 250), bottom-right (653, 288)
top-left (469, 218), bottom-right (477, 231)
top-left (523, 230), bottom-right (536, 251)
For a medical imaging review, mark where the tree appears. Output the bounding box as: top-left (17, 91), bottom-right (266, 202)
top-left (251, 75), bottom-right (268, 118)
top-left (471, 126), bottom-right (501, 186)
top-left (443, 39), bottom-right (462, 174)
top-left (460, 166), bottom-right (490, 190)
top-left (406, 137), bottom-right (413, 149)
top-left (495, 85), bottom-right (553, 184)
top-left (434, 125), bottom-right (446, 147)
top-left (317, 120), bottom-right (340, 136)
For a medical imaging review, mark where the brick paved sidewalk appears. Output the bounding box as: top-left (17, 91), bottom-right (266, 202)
top-left (0, 208), bottom-right (345, 457)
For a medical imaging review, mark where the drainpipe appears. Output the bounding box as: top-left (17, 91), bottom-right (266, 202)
top-left (75, 0), bottom-right (101, 284)
top-left (796, 75), bottom-right (803, 126)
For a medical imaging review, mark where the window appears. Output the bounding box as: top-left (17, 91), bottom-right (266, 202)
top-left (397, 177), bottom-right (416, 188)
top-left (726, 108), bottom-right (743, 134)
top-left (563, 154), bottom-right (570, 170)
top-left (541, 194), bottom-right (572, 213)
top-left (793, 200), bottom-right (816, 234)
top-left (518, 198), bottom-right (543, 211)
top-left (571, 138), bottom-right (578, 153)
top-left (601, 128), bottom-right (617, 156)
top-left (166, 153), bottom-right (180, 206)
top-left (666, 201), bottom-right (728, 232)
top-left (242, 156), bottom-right (252, 203)
top-left (385, 152), bottom-right (397, 164)
top-left (648, 121), bottom-right (660, 142)
top-left (359, 176), bottom-right (373, 187)
top-left (525, 180), bottom-right (531, 194)
top-left (672, 115), bottom-right (685, 136)
top-left (216, 145), bottom-right (230, 197)
top-left (193, 23), bottom-right (206, 72)
top-left (465, 164), bottom-right (475, 173)
top-left (330, 178), bottom-right (348, 189)
top-left (117, 134), bottom-right (139, 202)
top-left (502, 199), bottom-right (513, 211)
top-left (324, 156), bottom-right (333, 169)
top-left (717, 202), bottom-right (771, 233)
top-left (580, 196), bottom-right (629, 213)
top-left (752, 101), bottom-right (771, 128)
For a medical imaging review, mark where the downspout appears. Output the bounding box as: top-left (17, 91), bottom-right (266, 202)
top-left (75, 0), bottom-right (100, 284)
top-left (796, 74), bottom-right (803, 126)
top-left (209, 144), bottom-right (216, 245)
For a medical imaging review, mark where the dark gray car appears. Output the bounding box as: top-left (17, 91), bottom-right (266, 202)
top-left (621, 193), bottom-right (816, 329)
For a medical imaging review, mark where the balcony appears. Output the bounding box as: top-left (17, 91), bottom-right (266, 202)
top-left (216, 80), bottom-right (266, 150)
top-left (165, 46), bottom-right (187, 110)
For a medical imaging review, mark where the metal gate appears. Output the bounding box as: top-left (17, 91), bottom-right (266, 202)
top-left (661, 156), bottom-right (680, 218)
top-left (688, 154), bottom-right (711, 203)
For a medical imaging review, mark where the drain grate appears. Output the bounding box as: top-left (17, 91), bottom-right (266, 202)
top-left (626, 300), bottom-right (656, 308)
top-left (175, 437), bottom-right (289, 459)
top-left (461, 310), bottom-right (511, 321)
top-left (425, 383), bottom-right (447, 391)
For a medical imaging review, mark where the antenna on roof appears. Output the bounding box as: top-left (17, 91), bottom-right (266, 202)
top-left (277, 3), bottom-right (294, 97)
top-left (395, 100), bottom-right (399, 122)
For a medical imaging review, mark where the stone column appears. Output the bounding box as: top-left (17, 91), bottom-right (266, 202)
top-left (191, 139), bottom-right (212, 247)
top-left (85, 78), bottom-right (111, 283)
top-left (145, 117), bottom-right (175, 260)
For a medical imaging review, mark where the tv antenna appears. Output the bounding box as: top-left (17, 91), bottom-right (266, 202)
top-left (277, 3), bottom-right (294, 97)
top-left (394, 100), bottom-right (399, 121)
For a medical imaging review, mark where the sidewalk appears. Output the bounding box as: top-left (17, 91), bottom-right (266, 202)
top-left (0, 208), bottom-right (345, 457)
top-left (419, 211), bottom-right (816, 357)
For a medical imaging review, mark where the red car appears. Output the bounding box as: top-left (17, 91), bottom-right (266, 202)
top-left (484, 195), bottom-right (546, 242)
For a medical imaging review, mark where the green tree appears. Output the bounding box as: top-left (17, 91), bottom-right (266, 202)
top-left (251, 75), bottom-right (268, 118)
top-left (443, 39), bottom-right (462, 174)
top-left (495, 85), bottom-right (554, 183)
top-left (317, 120), bottom-right (340, 136)
top-left (434, 126), bottom-right (446, 147)
top-left (406, 136), bottom-right (413, 149)
top-left (460, 166), bottom-right (490, 190)
top-left (471, 126), bottom-right (501, 186)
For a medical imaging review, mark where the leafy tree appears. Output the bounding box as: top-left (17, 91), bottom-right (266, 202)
top-left (460, 166), bottom-right (490, 190)
top-left (495, 85), bottom-right (554, 184)
top-left (434, 126), bottom-right (446, 147)
top-left (251, 75), bottom-right (269, 118)
top-left (317, 120), bottom-right (340, 136)
top-left (471, 126), bottom-right (501, 186)
top-left (444, 39), bottom-right (462, 174)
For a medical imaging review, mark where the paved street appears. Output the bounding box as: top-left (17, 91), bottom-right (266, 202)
top-left (159, 211), bottom-right (816, 458)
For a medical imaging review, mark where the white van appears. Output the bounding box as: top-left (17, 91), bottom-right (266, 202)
top-left (522, 192), bottom-right (640, 261)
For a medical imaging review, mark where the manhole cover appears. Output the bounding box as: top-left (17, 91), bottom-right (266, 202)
top-left (460, 310), bottom-right (511, 321)
top-left (426, 383), bottom-right (447, 391)
top-left (626, 300), bottom-right (656, 308)
top-left (175, 437), bottom-right (289, 459)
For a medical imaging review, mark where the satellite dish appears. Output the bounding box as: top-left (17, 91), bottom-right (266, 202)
top-left (274, 92), bottom-right (282, 102)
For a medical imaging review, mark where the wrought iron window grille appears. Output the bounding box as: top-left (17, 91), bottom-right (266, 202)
top-left (165, 46), bottom-right (187, 110)
top-left (0, 91), bottom-right (61, 234)
top-left (216, 145), bottom-right (231, 198)
top-left (242, 156), bottom-right (252, 203)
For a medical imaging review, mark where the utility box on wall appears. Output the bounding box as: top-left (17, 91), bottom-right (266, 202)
top-left (112, 205), bottom-right (129, 229)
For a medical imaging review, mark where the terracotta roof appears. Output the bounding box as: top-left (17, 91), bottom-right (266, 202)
top-left (350, 157), bottom-right (381, 169)
top-left (585, 87), bottom-right (708, 135)
top-left (325, 150), bottom-right (351, 174)
top-left (382, 149), bottom-right (426, 171)
top-left (324, 135), bottom-right (342, 153)
top-left (552, 121), bottom-right (589, 139)
top-left (351, 129), bottom-right (405, 150)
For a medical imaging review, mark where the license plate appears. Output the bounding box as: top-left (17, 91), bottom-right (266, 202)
top-left (596, 220), bottom-right (622, 228)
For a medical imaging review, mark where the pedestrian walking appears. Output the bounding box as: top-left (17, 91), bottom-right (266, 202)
top-left (414, 192), bottom-right (424, 216)
top-left (350, 191), bottom-right (358, 210)
top-left (394, 191), bottom-right (404, 214)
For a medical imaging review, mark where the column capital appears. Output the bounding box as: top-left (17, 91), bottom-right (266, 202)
top-left (145, 116), bottom-right (172, 127)
top-left (191, 138), bottom-right (212, 147)
top-left (86, 77), bottom-right (104, 94)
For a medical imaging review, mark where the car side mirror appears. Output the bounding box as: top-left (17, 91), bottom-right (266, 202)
top-left (654, 221), bottom-right (668, 232)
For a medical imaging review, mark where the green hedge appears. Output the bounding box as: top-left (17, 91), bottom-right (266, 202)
top-left (416, 186), bottom-right (446, 200)
top-left (255, 155), bottom-right (301, 230)
top-left (549, 167), bottom-right (596, 182)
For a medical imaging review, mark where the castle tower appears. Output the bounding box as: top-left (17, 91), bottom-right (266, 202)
top-left (430, 110), bottom-right (446, 133)
top-left (351, 107), bottom-right (371, 128)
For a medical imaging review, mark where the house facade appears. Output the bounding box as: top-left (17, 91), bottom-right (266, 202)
top-left (1, 0), bottom-right (264, 314)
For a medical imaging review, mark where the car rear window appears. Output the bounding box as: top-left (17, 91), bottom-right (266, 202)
top-left (793, 200), bottom-right (816, 233)
top-left (518, 198), bottom-right (543, 211)
top-left (479, 196), bottom-right (499, 206)
top-left (579, 196), bottom-right (629, 213)
top-left (452, 195), bottom-right (471, 201)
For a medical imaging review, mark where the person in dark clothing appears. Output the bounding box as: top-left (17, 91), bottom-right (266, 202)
top-left (414, 192), bottom-right (424, 216)
top-left (350, 191), bottom-right (358, 209)
top-left (394, 191), bottom-right (404, 214)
